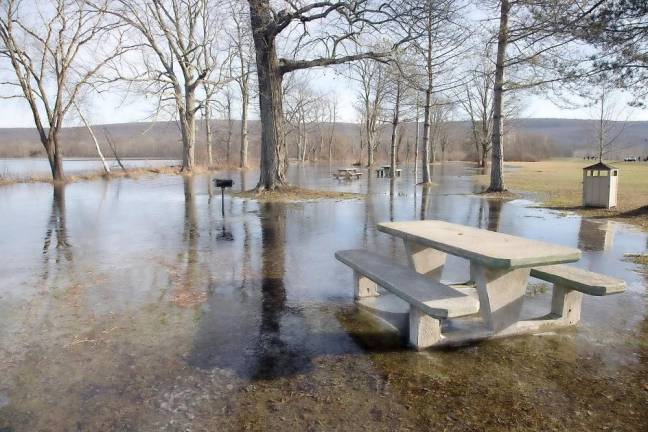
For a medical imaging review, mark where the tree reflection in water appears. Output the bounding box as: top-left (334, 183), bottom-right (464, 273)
top-left (42, 183), bottom-right (72, 281)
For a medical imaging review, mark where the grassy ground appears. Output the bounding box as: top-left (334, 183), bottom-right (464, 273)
top-left (0, 165), bottom-right (218, 186)
top-left (479, 159), bottom-right (648, 231)
top-left (234, 186), bottom-right (363, 202)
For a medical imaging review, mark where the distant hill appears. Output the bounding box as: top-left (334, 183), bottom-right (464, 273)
top-left (0, 117), bottom-right (646, 161)
top-left (509, 118), bottom-right (648, 158)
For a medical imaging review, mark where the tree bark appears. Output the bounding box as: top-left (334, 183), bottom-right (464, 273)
top-left (75, 103), bottom-right (110, 175)
top-left (249, 0), bottom-right (287, 190)
top-left (239, 79), bottom-right (249, 168)
top-left (205, 105), bottom-right (213, 167)
top-left (414, 102), bottom-right (420, 183)
top-left (180, 85), bottom-right (197, 172)
top-left (488, 0), bottom-right (510, 192)
top-left (226, 95), bottom-right (233, 164)
top-left (421, 88), bottom-right (432, 184)
top-left (46, 133), bottom-right (65, 182)
top-left (389, 80), bottom-right (401, 179)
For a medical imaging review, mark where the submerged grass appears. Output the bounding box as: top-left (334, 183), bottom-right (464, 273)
top-left (234, 186), bottom-right (363, 202)
top-left (623, 254), bottom-right (648, 273)
top-left (478, 159), bottom-right (648, 230)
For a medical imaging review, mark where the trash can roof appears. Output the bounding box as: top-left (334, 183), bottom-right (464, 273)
top-left (583, 161), bottom-right (617, 171)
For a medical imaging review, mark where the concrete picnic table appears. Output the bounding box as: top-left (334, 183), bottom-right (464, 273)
top-left (377, 220), bottom-right (582, 335)
top-left (337, 167), bottom-right (358, 173)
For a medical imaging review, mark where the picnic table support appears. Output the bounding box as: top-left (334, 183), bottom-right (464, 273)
top-left (354, 271), bottom-right (379, 299)
top-left (409, 307), bottom-right (442, 349)
top-left (404, 240), bottom-right (446, 281)
top-left (471, 264), bottom-right (530, 333)
top-left (550, 284), bottom-right (583, 325)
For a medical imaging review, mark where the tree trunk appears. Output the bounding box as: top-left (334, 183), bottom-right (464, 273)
top-left (421, 89), bottom-right (432, 184)
top-left (180, 87), bottom-right (196, 172)
top-left (249, 0), bottom-right (287, 190)
top-left (205, 105), bottom-right (213, 167)
top-left (239, 81), bottom-right (249, 168)
top-left (389, 81), bottom-right (401, 179)
top-left (488, 0), bottom-right (510, 192)
top-left (414, 102), bottom-right (420, 183)
top-left (45, 131), bottom-right (64, 182)
top-left (226, 97), bottom-right (233, 164)
top-left (75, 104), bottom-right (110, 175)
top-left (598, 93), bottom-right (604, 162)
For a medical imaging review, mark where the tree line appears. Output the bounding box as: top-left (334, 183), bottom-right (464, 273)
top-left (1, 0), bottom-right (646, 191)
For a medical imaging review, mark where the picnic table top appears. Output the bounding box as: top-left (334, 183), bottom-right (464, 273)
top-left (338, 167), bottom-right (357, 172)
top-left (377, 220), bottom-right (581, 269)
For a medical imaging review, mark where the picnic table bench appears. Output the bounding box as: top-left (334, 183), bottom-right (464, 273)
top-left (336, 220), bottom-right (626, 349)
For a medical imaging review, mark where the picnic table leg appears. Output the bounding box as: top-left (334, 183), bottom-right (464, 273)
top-left (550, 284), bottom-right (583, 325)
top-left (353, 270), bottom-right (379, 299)
top-left (409, 306), bottom-right (442, 349)
top-left (471, 263), bottom-right (530, 333)
top-left (404, 241), bottom-right (446, 281)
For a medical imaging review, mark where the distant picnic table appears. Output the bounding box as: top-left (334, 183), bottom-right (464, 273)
top-left (333, 167), bottom-right (362, 180)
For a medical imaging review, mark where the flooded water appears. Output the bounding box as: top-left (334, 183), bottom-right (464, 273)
top-left (0, 163), bottom-right (646, 431)
top-left (0, 158), bottom-right (178, 178)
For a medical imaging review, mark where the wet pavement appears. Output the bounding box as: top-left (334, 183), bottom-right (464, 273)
top-left (0, 163), bottom-right (646, 431)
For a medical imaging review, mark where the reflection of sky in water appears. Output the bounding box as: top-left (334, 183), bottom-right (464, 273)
top-left (0, 158), bottom-right (179, 177)
top-left (1, 163), bottom-right (645, 306)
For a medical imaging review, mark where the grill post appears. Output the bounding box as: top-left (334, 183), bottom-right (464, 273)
top-left (212, 178), bottom-right (234, 217)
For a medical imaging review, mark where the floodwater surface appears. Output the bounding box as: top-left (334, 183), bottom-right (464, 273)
top-left (0, 158), bottom-right (178, 177)
top-left (0, 163), bottom-right (646, 431)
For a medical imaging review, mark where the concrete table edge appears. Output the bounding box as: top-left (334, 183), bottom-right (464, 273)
top-left (377, 222), bottom-right (582, 269)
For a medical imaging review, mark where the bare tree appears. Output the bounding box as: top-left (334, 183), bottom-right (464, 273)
top-left (216, 86), bottom-right (235, 164)
top-left (103, 0), bottom-right (222, 172)
top-left (326, 96), bottom-right (338, 164)
top-left (246, 0), bottom-right (411, 190)
top-left (457, 46), bottom-right (495, 168)
top-left (227, 1), bottom-right (255, 169)
top-left (283, 73), bottom-right (323, 162)
top-left (351, 57), bottom-right (390, 167)
top-left (0, 0), bottom-right (123, 181)
top-left (408, 0), bottom-right (469, 184)
top-left (389, 67), bottom-right (403, 178)
top-left (590, 87), bottom-right (629, 162)
top-left (201, 24), bottom-right (231, 168)
top-left (485, 0), bottom-right (601, 192)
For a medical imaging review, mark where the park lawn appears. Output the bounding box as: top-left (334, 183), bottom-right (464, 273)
top-left (480, 159), bottom-right (648, 231)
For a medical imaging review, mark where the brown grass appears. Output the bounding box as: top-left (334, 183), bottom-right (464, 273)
top-left (623, 254), bottom-right (648, 273)
top-left (0, 164), bottom-right (226, 187)
top-left (234, 186), bottom-right (363, 203)
top-left (478, 159), bottom-right (648, 230)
